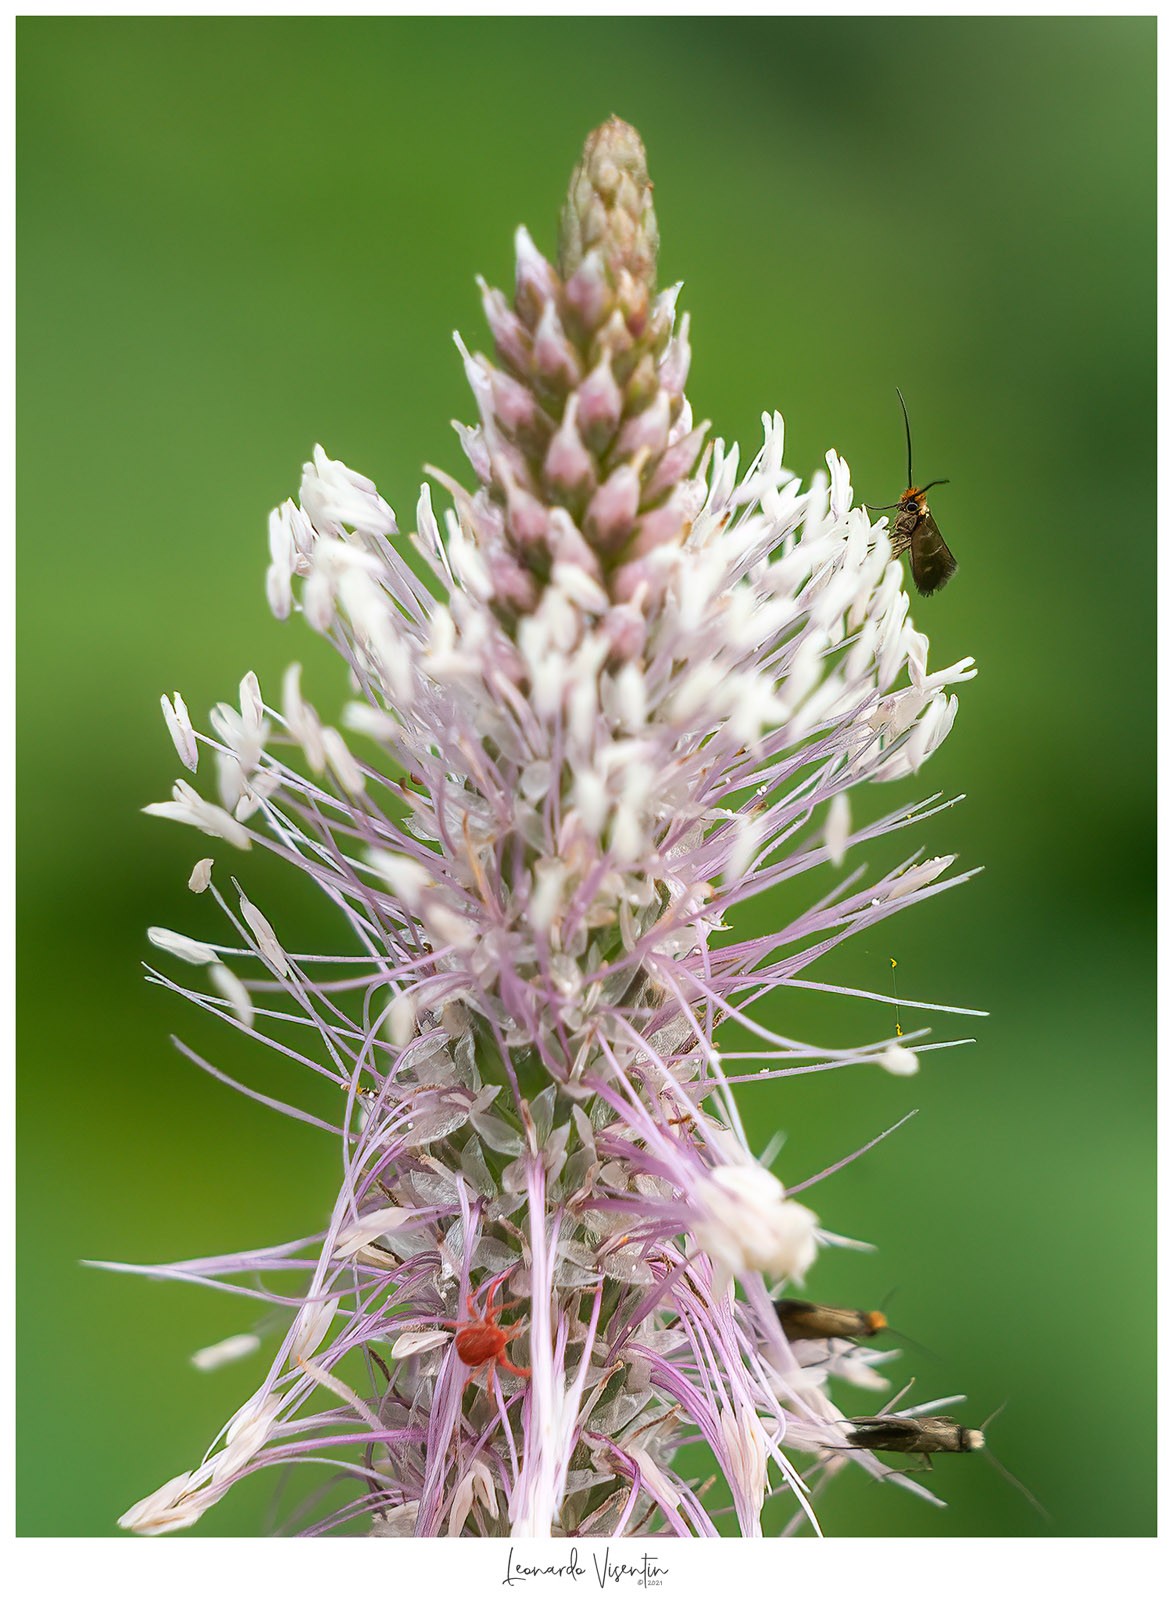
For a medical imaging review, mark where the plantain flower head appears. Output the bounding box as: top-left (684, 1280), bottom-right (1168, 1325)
top-left (112, 116), bottom-right (978, 1538)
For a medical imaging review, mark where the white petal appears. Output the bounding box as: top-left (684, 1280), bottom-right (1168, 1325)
top-left (719, 1404), bottom-right (768, 1519)
top-left (447, 1472), bottom-right (478, 1537)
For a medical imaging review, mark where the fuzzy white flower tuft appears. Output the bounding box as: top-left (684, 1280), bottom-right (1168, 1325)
top-left (694, 1164), bottom-right (820, 1287)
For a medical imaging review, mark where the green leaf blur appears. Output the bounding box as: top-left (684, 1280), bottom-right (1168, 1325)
top-left (17, 16), bottom-right (1154, 1537)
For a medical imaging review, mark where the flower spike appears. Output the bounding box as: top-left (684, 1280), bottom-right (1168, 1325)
top-left (118, 118), bottom-right (978, 1538)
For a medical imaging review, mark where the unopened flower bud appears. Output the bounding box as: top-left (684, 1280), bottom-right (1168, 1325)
top-left (559, 116), bottom-right (659, 319)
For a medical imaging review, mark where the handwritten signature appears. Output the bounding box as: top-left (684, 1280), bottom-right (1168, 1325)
top-left (502, 1545), bottom-right (669, 1588)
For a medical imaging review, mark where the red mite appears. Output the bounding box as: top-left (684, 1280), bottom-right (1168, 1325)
top-left (443, 1269), bottom-right (531, 1392)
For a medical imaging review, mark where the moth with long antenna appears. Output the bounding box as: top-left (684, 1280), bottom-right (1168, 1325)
top-left (775, 1289), bottom-right (937, 1364)
top-left (844, 1404), bottom-right (1049, 1519)
top-left (775, 1297), bottom-right (889, 1343)
top-left (869, 389), bottom-right (958, 596)
top-left (844, 1413), bottom-right (983, 1465)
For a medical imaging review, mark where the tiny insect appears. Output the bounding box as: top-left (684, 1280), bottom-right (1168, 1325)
top-left (844, 1414), bottom-right (983, 1467)
top-left (869, 389), bottom-right (958, 596)
top-left (776, 1298), bottom-right (889, 1343)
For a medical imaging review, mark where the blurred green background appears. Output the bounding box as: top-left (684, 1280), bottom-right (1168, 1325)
top-left (18, 16), bottom-right (1154, 1537)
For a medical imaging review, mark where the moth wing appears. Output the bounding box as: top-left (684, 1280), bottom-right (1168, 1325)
top-left (909, 509), bottom-right (958, 596)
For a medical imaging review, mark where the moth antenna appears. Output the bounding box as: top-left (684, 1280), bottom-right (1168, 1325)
top-left (896, 387), bottom-right (913, 490)
top-left (852, 1284), bottom-right (940, 1360)
top-left (979, 1399), bottom-right (1009, 1432)
top-left (983, 1446), bottom-right (1051, 1522)
top-left (881, 1324), bottom-right (941, 1364)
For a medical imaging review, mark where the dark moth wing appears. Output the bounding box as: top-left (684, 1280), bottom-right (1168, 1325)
top-left (776, 1299), bottom-right (871, 1341)
top-left (845, 1415), bottom-right (966, 1454)
top-left (909, 508), bottom-right (958, 597)
top-left (844, 1418), bottom-right (921, 1449)
top-left (844, 1420), bottom-right (921, 1446)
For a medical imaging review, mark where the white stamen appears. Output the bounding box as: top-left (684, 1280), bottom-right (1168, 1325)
top-left (322, 725), bottom-right (366, 795)
top-left (143, 780), bottom-right (252, 851)
top-left (530, 860), bottom-right (566, 935)
top-left (885, 855), bottom-right (955, 899)
top-left (160, 692), bottom-right (198, 772)
top-left (282, 662), bottom-right (326, 772)
top-left (188, 858), bottom-right (213, 894)
top-left (148, 927), bottom-right (218, 966)
top-left (825, 792), bottom-right (851, 867)
top-left (391, 1329), bottom-right (451, 1360)
top-left (190, 1333), bottom-right (261, 1372)
top-left (369, 850), bottom-right (433, 908)
top-left (879, 1045), bottom-right (920, 1077)
top-left (388, 991), bottom-right (417, 1048)
top-left (290, 1295), bottom-right (340, 1362)
top-left (333, 1208), bottom-right (412, 1258)
top-left (238, 895), bottom-right (290, 978)
top-left (209, 963), bottom-right (254, 1028)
